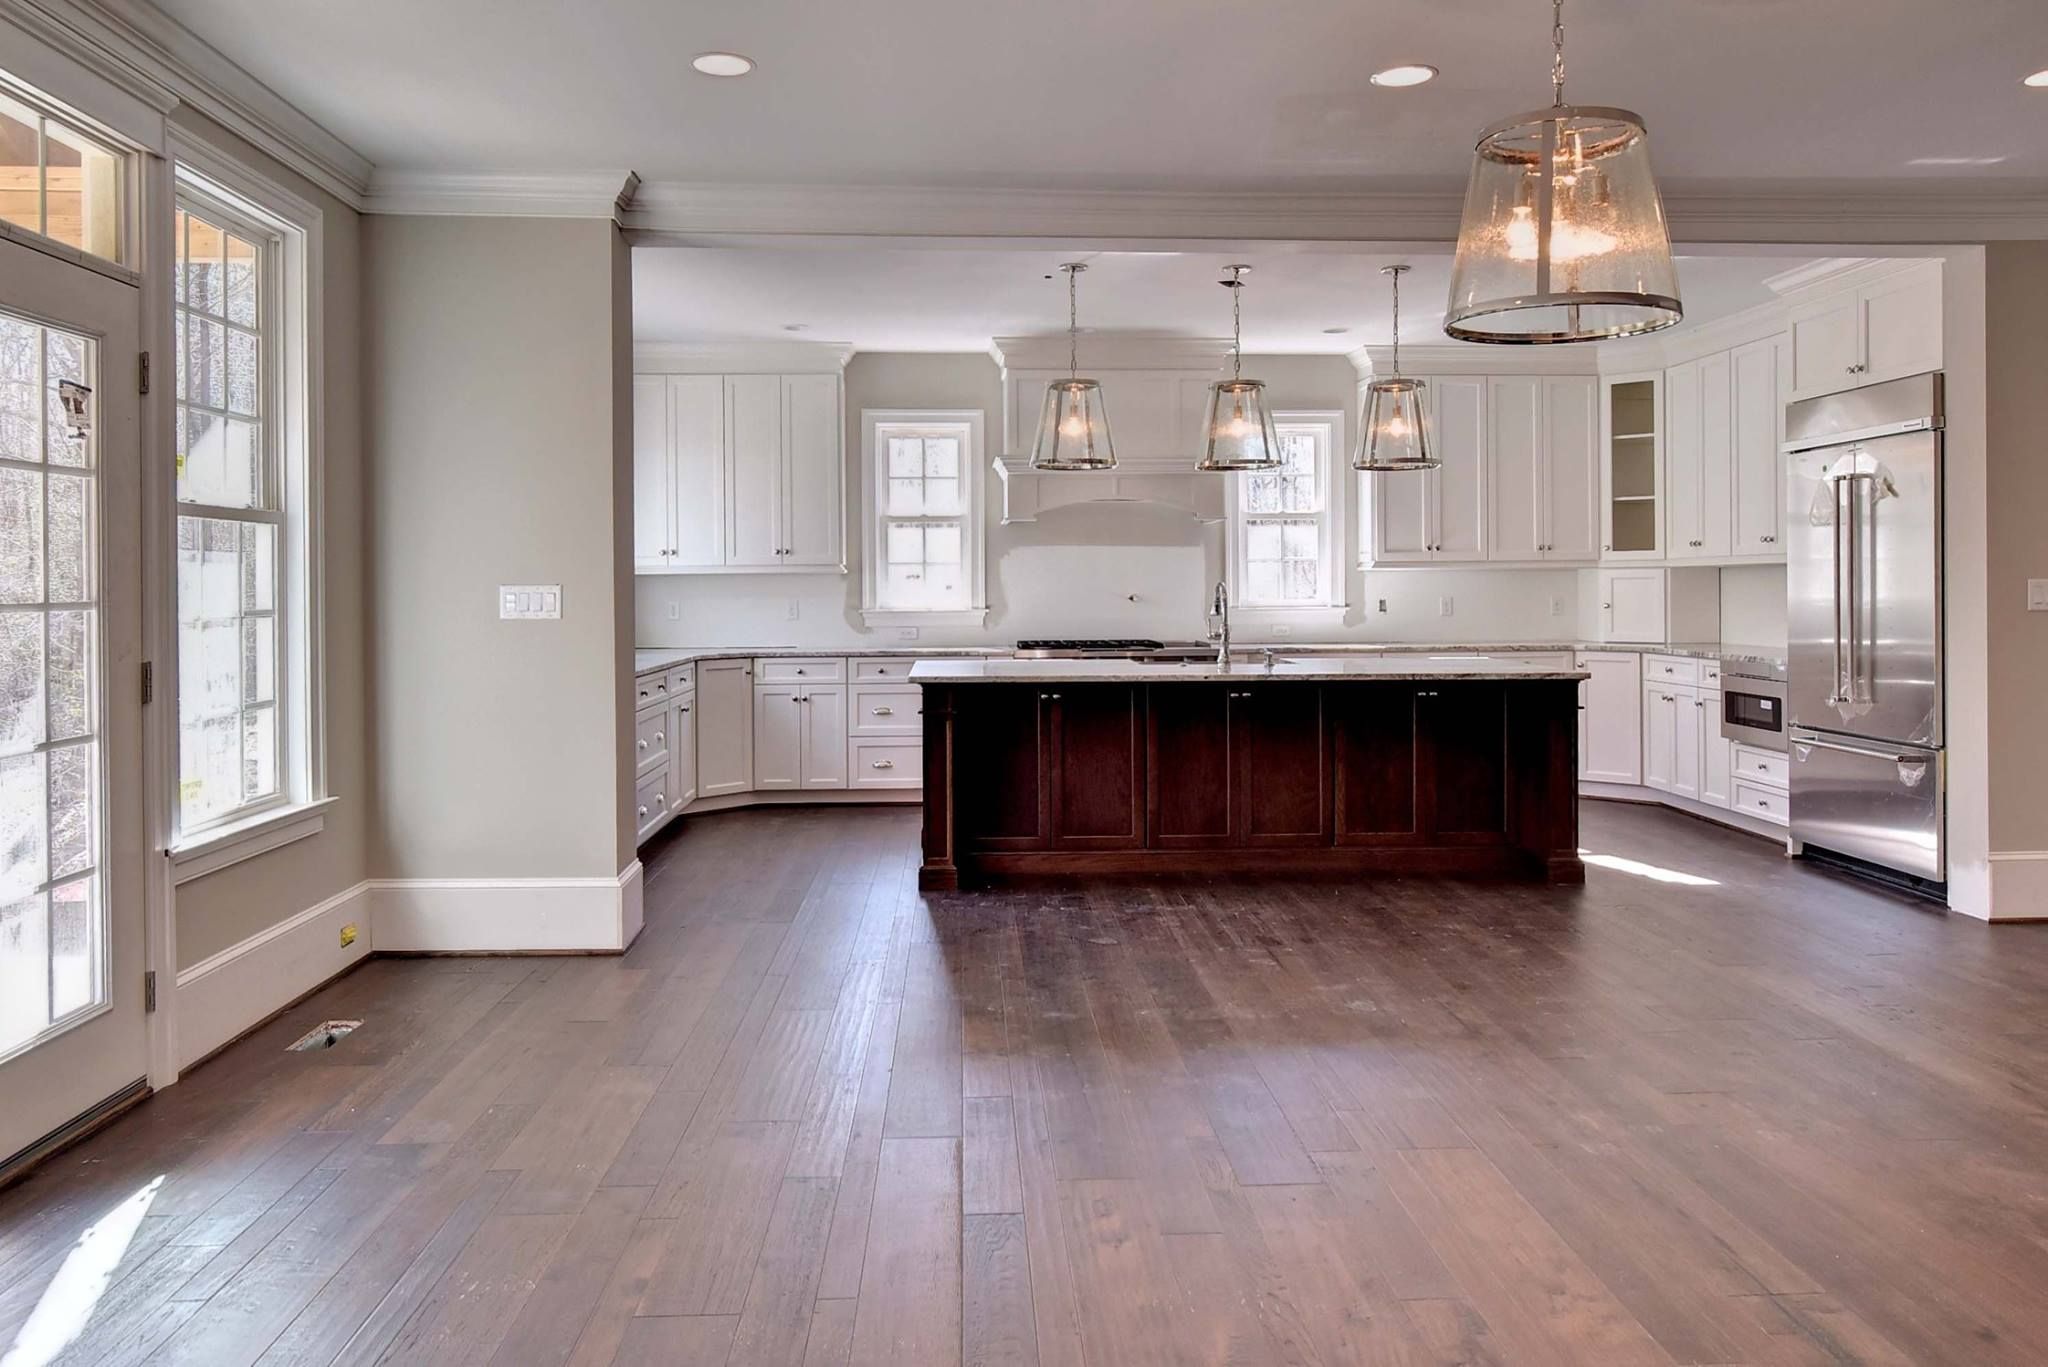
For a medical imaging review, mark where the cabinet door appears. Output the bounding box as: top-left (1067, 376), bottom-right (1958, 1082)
top-left (1051, 686), bottom-right (1145, 849)
top-left (957, 687), bottom-right (1051, 850)
top-left (1730, 335), bottom-right (1787, 557)
top-left (1642, 685), bottom-right (1676, 793)
top-left (1578, 652), bottom-right (1643, 785)
top-left (1331, 684), bottom-right (1423, 846)
top-left (1542, 376), bottom-right (1599, 560)
top-left (1147, 684), bottom-right (1235, 848)
top-left (781, 374), bottom-right (843, 568)
top-left (671, 375), bottom-right (726, 569)
top-left (751, 684), bottom-right (805, 790)
top-left (1699, 696), bottom-right (1732, 809)
top-left (1601, 373), bottom-right (1663, 560)
top-left (1789, 295), bottom-right (1862, 401)
top-left (1862, 266), bottom-right (1942, 386)
top-left (1696, 351), bottom-right (1733, 559)
top-left (672, 695), bottom-right (700, 807)
top-left (1371, 469), bottom-right (1432, 562)
top-left (1663, 359), bottom-right (1703, 557)
top-left (1431, 376), bottom-right (1488, 560)
top-left (632, 376), bottom-right (673, 568)
top-left (1602, 568), bottom-right (1667, 643)
top-left (1234, 684), bottom-right (1329, 846)
top-left (696, 659), bottom-right (754, 798)
top-left (1425, 684), bottom-right (1508, 843)
top-left (800, 683), bottom-right (848, 789)
top-left (1486, 375), bottom-right (1543, 561)
top-left (1670, 685), bottom-right (1702, 801)
top-left (725, 375), bottom-right (783, 566)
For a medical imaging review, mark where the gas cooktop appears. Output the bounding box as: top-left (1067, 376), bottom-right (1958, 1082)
top-left (1013, 639), bottom-right (1211, 659)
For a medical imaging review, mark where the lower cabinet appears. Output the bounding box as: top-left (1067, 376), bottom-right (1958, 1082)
top-left (753, 682), bottom-right (847, 790)
top-left (696, 658), bottom-right (754, 798)
top-left (954, 684), bottom-right (1145, 851)
top-left (1642, 681), bottom-right (1731, 809)
top-left (668, 688), bottom-right (698, 810)
top-left (635, 768), bottom-right (670, 842)
top-left (1577, 651), bottom-right (1643, 784)
top-left (1146, 684), bottom-right (1328, 848)
top-left (1330, 682), bottom-right (1508, 847)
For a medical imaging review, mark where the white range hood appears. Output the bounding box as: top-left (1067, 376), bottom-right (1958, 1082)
top-left (989, 335), bottom-right (1233, 523)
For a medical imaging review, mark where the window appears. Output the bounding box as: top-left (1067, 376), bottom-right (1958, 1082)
top-left (861, 410), bottom-right (986, 626)
top-left (171, 152), bottom-right (320, 850)
top-left (1230, 413), bottom-right (1343, 608)
top-left (0, 81), bottom-right (124, 264)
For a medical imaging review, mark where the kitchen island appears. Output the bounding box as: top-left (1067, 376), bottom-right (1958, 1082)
top-left (912, 656), bottom-right (1587, 890)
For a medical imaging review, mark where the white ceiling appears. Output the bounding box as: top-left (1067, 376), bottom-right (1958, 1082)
top-left (154, 0), bottom-right (2048, 192)
top-left (631, 247), bottom-right (1814, 353)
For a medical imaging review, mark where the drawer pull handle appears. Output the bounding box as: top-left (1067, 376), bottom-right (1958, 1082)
top-left (637, 805), bottom-right (648, 819)
top-left (680, 705), bottom-right (691, 713)
top-left (638, 739), bottom-right (648, 751)
top-left (655, 732), bottom-right (664, 744)
top-left (872, 706), bottom-right (893, 716)
top-left (872, 760), bottom-right (895, 770)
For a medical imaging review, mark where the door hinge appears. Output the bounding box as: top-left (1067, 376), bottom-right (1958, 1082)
top-left (139, 350), bottom-right (150, 395)
top-left (140, 660), bottom-right (153, 705)
top-left (144, 970), bottom-right (157, 1013)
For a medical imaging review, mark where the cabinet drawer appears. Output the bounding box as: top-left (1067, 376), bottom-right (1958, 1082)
top-left (665, 663), bottom-right (695, 695)
top-left (850, 684), bottom-right (921, 736)
top-left (852, 657), bottom-right (922, 682)
top-left (1699, 660), bottom-right (1722, 688)
top-left (634, 671), bottom-right (676, 708)
top-left (1732, 780), bottom-right (1789, 826)
top-left (1733, 745), bottom-right (1789, 789)
top-left (1644, 654), bottom-right (1700, 684)
top-left (851, 740), bottom-right (922, 789)
top-left (634, 707), bottom-right (670, 777)
top-left (635, 768), bottom-right (671, 841)
top-left (755, 657), bottom-right (845, 684)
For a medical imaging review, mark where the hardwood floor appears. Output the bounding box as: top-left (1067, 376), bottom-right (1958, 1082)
top-left (6, 800), bottom-right (2048, 1365)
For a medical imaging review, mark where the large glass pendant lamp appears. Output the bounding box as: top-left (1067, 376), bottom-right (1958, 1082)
top-left (1196, 265), bottom-right (1281, 472)
top-left (1355, 265), bottom-right (1438, 472)
top-left (1029, 262), bottom-right (1117, 471)
top-left (1444, 0), bottom-right (1682, 344)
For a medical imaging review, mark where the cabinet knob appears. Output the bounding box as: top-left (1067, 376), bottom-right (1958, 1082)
top-left (872, 706), bottom-right (893, 715)
top-left (637, 739), bottom-right (647, 751)
top-left (637, 805), bottom-right (648, 819)
top-left (655, 731), bottom-right (664, 743)
top-left (872, 759), bottom-right (895, 769)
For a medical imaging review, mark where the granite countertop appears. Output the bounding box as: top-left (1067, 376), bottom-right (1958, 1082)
top-left (907, 656), bottom-right (1588, 684)
top-left (633, 645), bottom-right (1007, 674)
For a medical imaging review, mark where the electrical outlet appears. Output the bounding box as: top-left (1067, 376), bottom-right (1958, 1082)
top-left (2030, 579), bottom-right (2048, 612)
top-left (1549, 594), bottom-right (1563, 617)
top-left (1438, 595), bottom-right (1454, 618)
top-left (666, 600), bottom-right (680, 621)
top-left (1377, 598), bottom-right (1389, 614)
top-left (1271, 624), bottom-right (1293, 637)
top-left (339, 922), bottom-right (358, 948)
top-left (895, 626), bottom-right (919, 641)
top-left (786, 598), bottom-right (800, 621)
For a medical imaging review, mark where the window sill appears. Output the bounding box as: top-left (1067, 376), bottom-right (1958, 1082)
top-left (1231, 604), bottom-right (1350, 625)
top-left (860, 608), bottom-right (990, 628)
top-left (169, 797), bottom-right (337, 886)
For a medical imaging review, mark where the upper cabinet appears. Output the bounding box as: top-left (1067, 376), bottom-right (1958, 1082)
top-left (1371, 374), bottom-right (1489, 563)
top-left (1664, 353), bottom-right (1731, 561)
top-left (1786, 259), bottom-right (1942, 403)
top-left (1486, 374), bottom-right (1598, 563)
top-left (1600, 373), bottom-right (1663, 561)
top-left (635, 348), bottom-right (849, 575)
top-left (1730, 333), bottom-right (1791, 557)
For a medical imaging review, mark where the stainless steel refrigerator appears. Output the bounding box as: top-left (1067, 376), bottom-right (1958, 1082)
top-left (1784, 372), bottom-right (1945, 887)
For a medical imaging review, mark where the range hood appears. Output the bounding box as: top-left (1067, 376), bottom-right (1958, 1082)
top-left (989, 335), bottom-right (1232, 523)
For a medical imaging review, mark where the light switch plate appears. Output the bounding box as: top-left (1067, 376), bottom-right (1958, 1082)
top-left (1438, 595), bottom-right (1454, 618)
top-left (894, 626), bottom-right (919, 641)
top-left (2029, 579), bottom-right (2048, 612)
top-left (499, 584), bottom-right (561, 619)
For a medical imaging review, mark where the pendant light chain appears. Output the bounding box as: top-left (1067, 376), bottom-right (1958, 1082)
top-left (1551, 0), bottom-right (1566, 108)
top-left (1066, 264), bottom-right (1080, 378)
top-left (1229, 266), bottom-right (1244, 381)
top-left (1389, 268), bottom-right (1401, 378)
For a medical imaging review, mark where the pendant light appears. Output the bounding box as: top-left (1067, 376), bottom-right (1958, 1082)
top-left (1196, 265), bottom-right (1281, 472)
top-left (1355, 265), bottom-right (1438, 472)
top-left (1029, 263), bottom-right (1117, 471)
top-left (1444, 0), bottom-right (1682, 344)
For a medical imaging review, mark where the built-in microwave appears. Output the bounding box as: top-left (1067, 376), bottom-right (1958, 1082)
top-left (1719, 658), bottom-right (1788, 753)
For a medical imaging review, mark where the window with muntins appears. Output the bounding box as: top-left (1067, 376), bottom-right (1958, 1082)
top-left (862, 412), bottom-right (985, 623)
top-left (1234, 419), bottom-right (1338, 607)
top-left (0, 82), bottom-right (124, 264)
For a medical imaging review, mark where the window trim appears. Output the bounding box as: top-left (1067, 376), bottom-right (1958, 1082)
top-left (0, 69), bottom-right (140, 275)
top-left (163, 129), bottom-right (325, 865)
top-left (859, 408), bottom-right (988, 628)
top-left (1226, 410), bottom-right (1347, 612)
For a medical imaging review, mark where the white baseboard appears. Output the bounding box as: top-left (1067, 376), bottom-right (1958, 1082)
top-left (1980, 851), bottom-right (2048, 922)
top-left (678, 788), bottom-right (920, 817)
top-left (174, 879), bottom-right (371, 1070)
top-left (369, 862), bottom-right (645, 953)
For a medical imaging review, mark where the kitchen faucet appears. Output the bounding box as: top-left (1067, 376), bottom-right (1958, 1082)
top-left (1208, 580), bottom-right (1230, 667)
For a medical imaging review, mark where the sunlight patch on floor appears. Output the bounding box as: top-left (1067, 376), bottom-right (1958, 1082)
top-left (2, 1175), bottom-right (163, 1367)
top-left (1579, 849), bottom-right (1720, 886)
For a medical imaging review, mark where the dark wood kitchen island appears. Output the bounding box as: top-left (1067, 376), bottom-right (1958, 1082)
top-left (911, 655), bottom-right (1587, 890)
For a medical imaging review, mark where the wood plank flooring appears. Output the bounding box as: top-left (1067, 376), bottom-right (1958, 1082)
top-left (7, 800), bottom-right (2048, 1365)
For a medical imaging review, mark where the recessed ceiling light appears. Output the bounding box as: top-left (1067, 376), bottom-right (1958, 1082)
top-left (782, 323), bottom-right (808, 332)
top-left (1322, 327), bottom-right (1351, 335)
top-left (2025, 69), bottom-right (2048, 87)
top-left (692, 52), bottom-right (755, 77)
top-left (1370, 64), bottom-right (1438, 88)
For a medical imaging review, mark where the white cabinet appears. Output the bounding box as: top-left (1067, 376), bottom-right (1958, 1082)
top-left (1699, 693), bottom-right (1732, 810)
top-left (1788, 261), bottom-right (1942, 402)
top-left (695, 658), bottom-right (754, 798)
top-left (1671, 683), bottom-right (1702, 802)
top-left (1641, 678), bottom-right (1731, 809)
top-left (1643, 683), bottom-right (1680, 794)
top-left (1730, 334), bottom-right (1790, 557)
top-left (1599, 568), bottom-right (1668, 643)
top-left (1600, 372), bottom-right (1663, 561)
top-left (1543, 377), bottom-right (1600, 560)
top-left (1577, 651), bottom-right (1642, 785)
top-left (668, 688), bottom-right (698, 811)
top-left (637, 369), bottom-right (845, 574)
top-left (753, 669), bottom-right (848, 791)
top-left (1486, 376), bottom-right (1596, 563)
top-left (1371, 375), bottom-right (1487, 563)
top-left (1665, 356), bottom-right (1731, 561)
top-left (800, 684), bottom-right (849, 789)
top-left (1487, 376), bottom-right (1543, 562)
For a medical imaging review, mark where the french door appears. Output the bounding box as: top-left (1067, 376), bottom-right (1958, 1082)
top-left (0, 236), bottom-right (146, 1166)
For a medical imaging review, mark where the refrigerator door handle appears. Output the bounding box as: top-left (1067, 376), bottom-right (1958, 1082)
top-left (1792, 732), bottom-right (1929, 766)
top-left (1846, 471), bottom-right (1873, 705)
top-left (1829, 474), bottom-right (1850, 706)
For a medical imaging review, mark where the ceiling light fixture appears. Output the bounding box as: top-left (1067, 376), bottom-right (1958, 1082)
top-left (2025, 69), bottom-right (2048, 87)
top-left (1197, 266), bottom-right (1282, 472)
top-left (1444, 0), bottom-right (1681, 344)
top-left (1355, 265), bottom-right (1438, 473)
top-left (1370, 64), bottom-right (1439, 88)
top-left (692, 52), bottom-right (755, 76)
top-left (1029, 263), bottom-right (1117, 471)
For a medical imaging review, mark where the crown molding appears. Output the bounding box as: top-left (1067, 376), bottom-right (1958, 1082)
top-left (362, 169), bottom-right (642, 220)
top-left (1350, 343), bottom-right (1599, 378)
top-left (990, 334), bottom-right (1231, 372)
top-left (1760, 257), bottom-right (1878, 296)
top-left (634, 340), bottom-right (855, 373)
top-left (1762, 254), bottom-right (1934, 303)
top-left (7, 0), bottom-right (372, 207)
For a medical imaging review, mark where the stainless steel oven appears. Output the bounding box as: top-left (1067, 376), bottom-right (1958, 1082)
top-left (1720, 657), bottom-right (1788, 753)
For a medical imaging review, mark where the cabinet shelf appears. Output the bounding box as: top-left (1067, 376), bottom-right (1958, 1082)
top-left (1611, 432), bottom-right (1656, 442)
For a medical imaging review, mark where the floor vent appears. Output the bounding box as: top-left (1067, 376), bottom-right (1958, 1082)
top-left (288, 1020), bottom-right (362, 1051)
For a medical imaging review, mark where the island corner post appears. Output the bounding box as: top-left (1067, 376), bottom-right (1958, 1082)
top-left (917, 675), bottom-right (1583, 890)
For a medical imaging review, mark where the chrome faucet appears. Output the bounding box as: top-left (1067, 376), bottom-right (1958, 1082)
top-left (1208, 580), bottom-right (1230, 667)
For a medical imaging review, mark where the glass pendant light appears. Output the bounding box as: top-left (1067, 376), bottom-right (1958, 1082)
top-left (1196, 265), bottom-right (1281, 472)
top-left (1355, 265), bottom-right (1438, 472)
top-left (1444, 0), bottom-right (1682, 344)
top-left (1029, 263), bottom-right (1117, 471)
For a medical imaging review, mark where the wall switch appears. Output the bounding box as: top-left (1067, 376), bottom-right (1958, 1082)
top-left (499, 585), bottom-right (561, 619)
top-left (894, 626), bottom-right (920, 641)
top-left (1438, 595), bottom-right (1454, 618)
top-left (666, 600), bottom-right (680, 621)
top-left (786, 598), bottom-right (800, 621)
top-left (2030, 579), bottom-right (2048, 611)
top-left (1549, 594), bottom-right (1564, 617)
